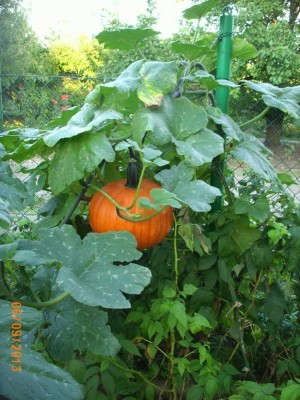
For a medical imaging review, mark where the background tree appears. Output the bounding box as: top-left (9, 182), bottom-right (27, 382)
top-left (48, 35), bottom-right (102, 77)
top-left (0, 0), bottom-right (50, 74)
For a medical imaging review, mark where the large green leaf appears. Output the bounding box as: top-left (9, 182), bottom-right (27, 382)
top-left (44, 104), bottom-right (123, 147)
top-left (132, 95), bottom-right (208, 145)
top-left (0, 128), bottom-right (44, 163)
top-left (0, 162), bottom-right (32, 210)
top-left (0, 300), bottom-right (83, 400)
top-left (232, 38), bottom-right (257, 60)
top-left (263, 284), bottom-right (287, 324)
top-left (231, 217), bottom-right (262, 254)
top-left (44, 297), bottom-right (120, 362)
top-left (232, 133), bottom-right (277, 181)
top-left (281, 383), bottom-right (300, 400)
top-left (96, 28), bottom-right (159, 50)
top-left (48, 131), bottom-right (115, 194)
top-left (207, 105), bottom-right (277, 181)
top-left (15, 226), bottom-right (151, 309)
top-left (262, 94), bottom-right (300, 119)
top-left (183, 0), bottom-right (221, 20)
top-left (137, 61), bottom-right (178, 107)
top-left (171, 41), bottom-right (209, 62)
top-left (173, 129), bottom-right (224, 167)
top-left (155, 162), bottom-right (221, 212)
top-left (207, 105), bottom-right (242, 141)
top-left (242, 81), bottom-right (300, 119)
top-left (192, 70), bottom-right (239, 91)
top-left (0, 143), bottom-right (5, 159)
top-left (100, 60), bottom-right (144, 95)
top-left (0, 198), bottom-right (11, 229)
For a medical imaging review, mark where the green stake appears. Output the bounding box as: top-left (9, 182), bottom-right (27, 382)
top-left (210, 6), bottom-right (234, 212)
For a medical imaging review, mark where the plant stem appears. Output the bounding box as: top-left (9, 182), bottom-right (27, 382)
top-left (173, 217), bottom-right (179, 290)
top-left (60, 171), bottom-right (96, 227)
top-left (107, 356), bottom-right (174, 393)
top-left (90, 165), bottom-right (146, 214)
top-left (193, 18), bottom-right (201, 44)
top-left (116, 205), bottom-right (168, 223)
top-left (228, 282), bottom-right (256, 381)
top-left (90, 183), bottom-right (128, 211)
top-left (126, 165), bottom-right (146, 210)
top-left (169, 330), bottom-right (177, 400)
top-left (240, 106), bottom-right (270, 129)
top-left (0, 261), bottom-right (69, 309)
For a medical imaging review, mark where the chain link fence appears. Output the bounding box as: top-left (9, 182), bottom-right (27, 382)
top-left (1, 74), bottom-right (299, 239)
top-left (229, 89), bottom-right (300, 202)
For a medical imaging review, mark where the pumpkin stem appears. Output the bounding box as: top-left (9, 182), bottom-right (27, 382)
top-left (125, 148), bottom-right (143, 189)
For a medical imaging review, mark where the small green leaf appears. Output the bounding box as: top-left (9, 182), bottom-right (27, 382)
top-left (183, 284), bottom-right (198, 296)
top-left (119, 339), bottom-right (141, 356)
top-left (163, 286), bottom-right (177, 299)
top-left (178, 224), bottom-right (194, 252)
top-left (183, 0), bottom-right (221, 20)
top-left (139, 188), bottom-right (181, 210)
top-left (189, 313), bottom-right (212, 333)
top-left (235, 195), bottom-right (270, 221)
top-left (277, 172), bottom-right (296, 185)
top-left (281, 383), bottom-right (300, 400)
top-left (96, 28), bottom-right (159, 50)
top-left (176, 358), bottom-right (189, 376)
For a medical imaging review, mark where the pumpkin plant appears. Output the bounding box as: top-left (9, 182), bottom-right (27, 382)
top-left (89, 148), bottom-right (174, 250)
top-left (1, 1), bottom-right (300, 399)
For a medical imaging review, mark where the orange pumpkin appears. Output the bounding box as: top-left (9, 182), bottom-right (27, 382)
top-left (89, 179), bottom-right (173, 250)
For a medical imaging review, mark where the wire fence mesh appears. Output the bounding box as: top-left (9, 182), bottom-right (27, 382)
top-left (1, 73), bottom-right (299, 239)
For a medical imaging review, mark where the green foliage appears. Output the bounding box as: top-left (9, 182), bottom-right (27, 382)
top-left (1, 6), bottom-right (300, 399)
top-left (0, 1), bottom-right (51, 75)
top-left (48, 36), bottom-right (102, 77)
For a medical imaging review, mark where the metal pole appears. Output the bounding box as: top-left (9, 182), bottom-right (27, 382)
top-left (210, 6), bottom-right (234, 212)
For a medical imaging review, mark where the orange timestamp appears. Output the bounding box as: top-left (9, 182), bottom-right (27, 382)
top-left (10, 302), bottom-right (22, 372)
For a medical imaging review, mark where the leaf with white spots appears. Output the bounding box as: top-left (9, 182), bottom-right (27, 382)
top-left (155, 162), bottom-right (221, 212)
top-left (0, 300), bottom-right (83, 400)
top-left (44, 297), bottom-right (120, 362)
top-left (173, 128), bottom-right (224, 166)
top-left (14, 225), bottom-right (151, 309)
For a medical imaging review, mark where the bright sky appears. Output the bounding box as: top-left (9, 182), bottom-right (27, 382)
top-left (22, 0), bottom-right (194, 43)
